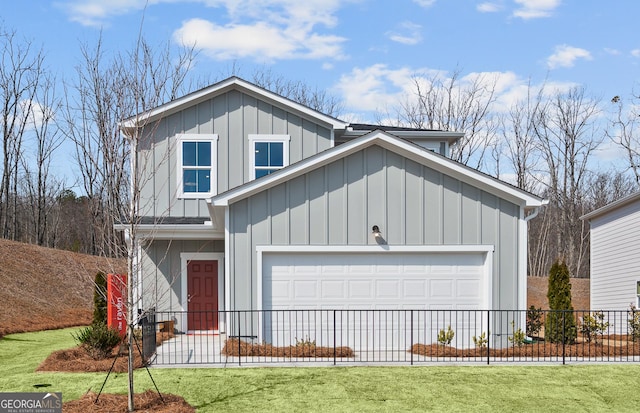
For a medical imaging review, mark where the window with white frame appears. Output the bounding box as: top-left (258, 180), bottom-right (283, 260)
top-left (248, 134), bottom-right (290, 179)
top-left (177, 134), bottom-right (218, 198)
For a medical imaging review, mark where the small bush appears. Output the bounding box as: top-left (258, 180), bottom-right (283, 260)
top-left (73, 322), bottom-right (123, 360)
top-left (508, 321), bottom-right (526, 347)
top-left (580, 311), bottom-right (609, 344)
top-left (295, 336), bottom-right (316, 347)
top-left (437, 325), bottom-right (455, 345)
top-left (628, 305), bottom-right (640, 342)
top-left (472, 331), bottom-right (488, 348)
top-left (526, 306), bottom-right (543, 337)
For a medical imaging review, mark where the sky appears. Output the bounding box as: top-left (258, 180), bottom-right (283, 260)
top-left (3, 0), bottom-right (640, 181)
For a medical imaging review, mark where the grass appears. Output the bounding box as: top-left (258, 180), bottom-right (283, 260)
top-left (2, 328), bottom-right (640, 412)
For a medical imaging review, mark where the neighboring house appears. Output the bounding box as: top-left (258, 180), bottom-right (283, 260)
top-left (582, 192), bottom-right (640, 315)
top-left (117, 76), bottom-right (546, 339)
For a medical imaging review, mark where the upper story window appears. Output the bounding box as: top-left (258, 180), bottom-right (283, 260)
top-left (177, 134), bottom-right (218, 199)
top-left (249, 134), bottom-right (290, 180)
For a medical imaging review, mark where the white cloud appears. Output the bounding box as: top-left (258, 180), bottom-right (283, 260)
top-left (58, 0), bottom-right (351, 62)
top-left (546, 44), bottom-right (592, 69)
top-left (547, 44), bottom-right (591, 69)
top-left (334, 64), bottom-right (580, 123)
top-left (333, 64), bottom-right (421, 113)
top-left (604, 48), bottom-right (621, 56)
top-left (477, 2), bottom-right (503, 13)
top-left (56, 0), bottom-right (157, 27)
top-left (413, 0), bottom-right (436, 8)
top-left (631, 49), bottom-right (640, 58)
top-left (386, 22), bottom-right (422, 45)
top-left (513, 0), bottom-right (561, 19)
top-left (174, 18), bottom-right (346, 61)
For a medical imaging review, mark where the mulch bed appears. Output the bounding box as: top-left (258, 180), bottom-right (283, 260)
top-left (222, 338), bottom-right (355, 358)
top-left (410, 341), bottom-right (640, 358)
top-left (37, 332), bottom-right (175, 373)
top-left (63, 390), bottom-right (194, 413)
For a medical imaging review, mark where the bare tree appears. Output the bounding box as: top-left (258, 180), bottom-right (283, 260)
top-left (61, 34), bottom-right (195, 258)
top-left (609, 94), bottom-right (640, 184)
top-left (20, 73), bottom-right (64, 246)
top-left (251, 67), bottom-right (344, 117)
top-left (382, 69), bottom-right (500, 170)
top-left (0, 27), bottom-right (45, 240)
top-left (532, 86), bottom-right (603, 277)
top-left (500, 82), bottom-right (546, 192)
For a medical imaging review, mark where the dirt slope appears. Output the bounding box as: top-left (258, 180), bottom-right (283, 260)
top-left (0, 239), bottom-right (125, 336)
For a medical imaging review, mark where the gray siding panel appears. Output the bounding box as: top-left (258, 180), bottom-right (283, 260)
top-left (228, 145), bottom-right (523, 310)
top-left (308, 168), bottom-right (327, 244)
top-left (424, 167), bottom-right (442, 244)
top-left (443, 175), bottom-right (461, 244)
top-left (327, 159), bottom-right (346, 244)
top-left (386, 152), bottom-right (404, 245)
top-left (347, 152), bottom-right (366, 244)
top-left (404, 159), bottom-right (423, 244)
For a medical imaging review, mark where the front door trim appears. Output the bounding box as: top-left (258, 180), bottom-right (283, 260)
top-left (180, 252), bottom-right (224, 332)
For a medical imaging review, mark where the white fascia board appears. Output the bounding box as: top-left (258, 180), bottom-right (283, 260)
top-left (116, 224), bottom-right (224, 240)
top-left (580, 191), bottom-right (640, 221)
top-left (212, 130), bottom-right (545, 208)
top-left (120, 77), bottom-right (349, 131)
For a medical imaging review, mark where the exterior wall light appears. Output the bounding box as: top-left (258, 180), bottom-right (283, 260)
top-left (372, 225), bottom-right (382, 238)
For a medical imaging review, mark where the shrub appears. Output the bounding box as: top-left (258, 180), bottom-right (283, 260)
top-left (580, 311), bottom-right (609, 344)
top-left (628, 305), bottom-right (640, 342)
top-left (437, 325), bottom-right (455, 345)
top-left (92, 272), bottom-right (107, 325)
top-left (73, 322), bottom-right (122, 360)
top-left (295, 336), bottom-right (316, 347)
top-left (526, 306), bottom-right (543, 337)
top-left (508, 321), bottom-right (526, 347)
top-left (545, 259), bottom-right (577, 344)
top-left (472, 331), bottom-right (488, 348)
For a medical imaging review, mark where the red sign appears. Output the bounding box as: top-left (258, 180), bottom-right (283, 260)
top-left (107, 274), bottom-right (127, 337)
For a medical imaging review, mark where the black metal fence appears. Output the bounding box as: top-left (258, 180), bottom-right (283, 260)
top-left (145, 309), bottom-right (640, 366)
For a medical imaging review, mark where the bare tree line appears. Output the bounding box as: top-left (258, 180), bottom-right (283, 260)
top-left (383, 70), bottom-right (639, 277)
top-left (1, 26), bottom-right (639, 278)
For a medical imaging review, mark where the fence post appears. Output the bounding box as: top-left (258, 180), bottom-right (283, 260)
top-left (410, 310), bottom-right (414, 366)
top-left (237, 311), bottom-right (242, 367)
top-left (486, 310), bottom-right (490, 365)
top-left (333, 310), bottom-right (337, 366)
top-left (562, 310), bottom-right (566, 365)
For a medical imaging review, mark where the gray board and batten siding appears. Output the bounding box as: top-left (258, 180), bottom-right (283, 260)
top-left (227, 144), bottom-right (521, 312)
top-left (586, 193), bottom-right (640, 313)
top-left (137, 89), bottom-right (332, 219)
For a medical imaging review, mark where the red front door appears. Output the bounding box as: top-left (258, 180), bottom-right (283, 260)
top-left (187, 260), bottom-right (218, 330)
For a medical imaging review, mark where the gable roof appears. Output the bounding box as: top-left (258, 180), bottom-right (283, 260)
top-left (210, 130), bottom-right (546, 208)
top-left (120, 76), bottom-right (349, 131)
top-left (581, 191), bottom-right (640, 221)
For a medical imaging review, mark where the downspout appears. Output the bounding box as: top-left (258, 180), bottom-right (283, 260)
top-left (521, 200), bottom-right (548, 338)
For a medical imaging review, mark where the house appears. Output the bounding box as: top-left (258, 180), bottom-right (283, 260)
top-left (118, 76), bottom-right (546, 341)
top-left (581, 191), bottom-right (640, 315)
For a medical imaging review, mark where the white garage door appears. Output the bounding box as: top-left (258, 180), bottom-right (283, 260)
top-left (261, 251), bottom-right (489, 350)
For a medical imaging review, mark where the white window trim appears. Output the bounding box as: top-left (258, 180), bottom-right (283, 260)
top-left (248, 134), bottom-right (290, 180)
top-left (176, 134), bottom-right (218, 199)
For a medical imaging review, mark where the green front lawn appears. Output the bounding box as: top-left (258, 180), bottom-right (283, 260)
top-left (1, 328), bottom-right (639, 412)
